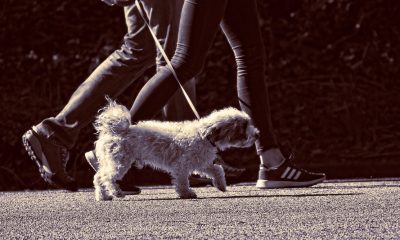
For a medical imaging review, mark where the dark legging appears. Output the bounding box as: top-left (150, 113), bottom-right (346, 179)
top-left (130, 0), bottom-right (277, 153)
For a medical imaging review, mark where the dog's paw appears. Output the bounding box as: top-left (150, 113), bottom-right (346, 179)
top-left (213, 179), bottom-right (227, 192)
top-left (216, 184), bottom-right (227, 192)
top-left (95, 188), bottom-right (113, 201)
top-left (178, 190), bottom-right (197, 199)
top-left (215, 184), bottom-right (227, 192)
top-left (95, 195), bottom-right (113, 201)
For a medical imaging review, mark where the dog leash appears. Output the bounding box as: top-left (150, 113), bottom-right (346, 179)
top-left (135, 0), bottom-right (200, 120)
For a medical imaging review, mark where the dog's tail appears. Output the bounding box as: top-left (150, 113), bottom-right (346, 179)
top-left (94, 97), bottom-right (131, 135)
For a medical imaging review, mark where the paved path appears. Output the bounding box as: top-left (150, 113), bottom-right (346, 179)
top-left (1, 180), bottom-right (399, 239)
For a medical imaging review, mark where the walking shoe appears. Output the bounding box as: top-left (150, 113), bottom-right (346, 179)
top-left (22, 127), bottom-right (78, 191)
top-left (85, 150), bottom-right (141, 195)
top-left (256, 156), bottom-right (326, 189)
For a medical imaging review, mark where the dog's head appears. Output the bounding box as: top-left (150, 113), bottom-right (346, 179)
top-left (201, 107), bottom-right (260, 151)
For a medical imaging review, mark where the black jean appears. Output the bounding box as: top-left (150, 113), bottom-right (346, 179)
top-left (130, 0), bottom-right (277, 153)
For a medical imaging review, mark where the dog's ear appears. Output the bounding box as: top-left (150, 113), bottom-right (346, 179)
top-left (201, 124), bottom-right (222, 143)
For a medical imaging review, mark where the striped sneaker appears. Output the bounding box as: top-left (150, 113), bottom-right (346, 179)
top-left (85, 150), bottom-right (141, 195)
top-left (256, 159), bottom-right (326, 189)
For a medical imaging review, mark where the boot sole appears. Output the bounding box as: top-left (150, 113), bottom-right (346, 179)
top-left (22, 130), bottom-right (55, 186)
top-left (22, 129), bottom-right (77, 191)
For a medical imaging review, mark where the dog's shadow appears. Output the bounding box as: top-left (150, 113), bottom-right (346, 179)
top-left (118, 192), bottom-right (363, 202)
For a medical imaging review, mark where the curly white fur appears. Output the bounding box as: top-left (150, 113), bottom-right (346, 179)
top-left (93, 100), bottom-right (259, 201)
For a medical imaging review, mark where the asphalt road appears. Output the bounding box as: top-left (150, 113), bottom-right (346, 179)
top-left (1, 180), bottom-right (399, 239)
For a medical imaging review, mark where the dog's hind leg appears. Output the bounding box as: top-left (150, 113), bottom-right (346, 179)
top-left (172, 171), bottom-right (197, 199)
top-left (202, 164), bottom-right (227, 192)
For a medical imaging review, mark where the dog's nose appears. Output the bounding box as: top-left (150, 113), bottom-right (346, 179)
top-left (254, 131), bottom-right (260, 139)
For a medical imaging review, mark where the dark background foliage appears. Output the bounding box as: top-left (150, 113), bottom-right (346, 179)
top-left (1, 0), bottom-right (399, 190)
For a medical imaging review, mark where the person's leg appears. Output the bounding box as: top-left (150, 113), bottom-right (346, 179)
top-left (23, 2), bottom-right (163, 190)
top-left (36, 4), bottom-right (157, 149)
top-left (145, 0), bottom-right (197, 121)
top-left (162, 81), bottom-right (196, 121)
top-left (130, 0), bottom-right (228, 121)
top-left (221, 0), bottom-right (325, 188)
top-left (220, 0), bottom-right (277, 154)
top-left (220, 0), bottom-right (283, 167)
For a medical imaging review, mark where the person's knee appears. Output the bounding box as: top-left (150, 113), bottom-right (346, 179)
top-left (171, 57), bottom-right (204, 81)
top-left (234, 43), bottom-right (265, 70)
top-left (169, 42), bottom-right (207, 80)
top-left (111, 35), bottom-right (157, 69)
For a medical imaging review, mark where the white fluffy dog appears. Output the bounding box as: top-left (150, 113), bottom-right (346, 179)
top-left (93, 100), bottom-right (259, 201)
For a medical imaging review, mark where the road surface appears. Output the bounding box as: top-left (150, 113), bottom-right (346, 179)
top-left (1, 180), bottom-right (399, 239)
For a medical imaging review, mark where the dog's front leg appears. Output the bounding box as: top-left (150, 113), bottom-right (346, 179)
top-left (94, 172), bottom-right (112, 201)
top-left (103, 178), bottom-right (126, 199)
top-left (172, 171), bottom-right (197, 199)
top-left (203, 164), bottom-right (227, 192)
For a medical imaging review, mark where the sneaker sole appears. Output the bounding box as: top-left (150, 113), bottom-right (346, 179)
top-left (85, 151), bottom-right (141, 195)
top-left (256, 176), bottom-right (326, 189)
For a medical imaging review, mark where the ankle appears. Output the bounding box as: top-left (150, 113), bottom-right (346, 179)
top-left (259, 148), bottom-right (285, 170)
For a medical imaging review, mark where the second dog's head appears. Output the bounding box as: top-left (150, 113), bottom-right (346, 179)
top-left (200, 107), bottom-right (260, 151)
